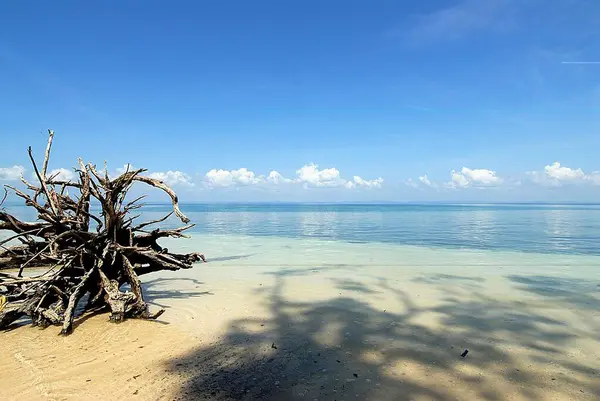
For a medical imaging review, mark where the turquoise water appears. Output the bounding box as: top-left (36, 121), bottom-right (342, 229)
top-left (6, 203), bottom-right (600, 255)
top-left (141, 203), bottom-right (600, 255)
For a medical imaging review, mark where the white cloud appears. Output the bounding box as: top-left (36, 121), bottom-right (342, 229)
top-left (447, 167), bottom-right (502, 188)
top-left (409, 163), bottom-right (600, 192)
top-left (405, 174), bottom-right (438, 190)
top-left (201, 164), bottom-right (383, 190)
top-left (267, 170), bottom-right (292, 184)
top-left (295, 164), bottom-right (347, 188)
top-left (116, 164), bottom-right (135, 175)
top-left (295, 165), bottom-right (383, 189)
top-left (204, 168), bottom-right (264, 187)
top-left (147, 171), bottom-right (194, 187)
top-left (108, 163), bottom-right (139, 178)
top-left (587, 172), bottom-right (600, 186)
top-left (418, 174), bottom-right (436, 188)
top-left (0, 165), bottom-right (25, 181)
top-left (346, 176), bottom-right (384, 189)
top-left (528, 162), bottom-right (600, 187)
top-left (462, 167), bottom-right (502, 186)
top-left (48, 168), bottom-right (76, 181)
top-left (447, 170), bottom-right (470, 188)
top-left (545, 162), bottom-right (585, 181)
top-left (108, 164), bottom-right (193, 186)
top-left (526, 171), bottom-right (557, 187)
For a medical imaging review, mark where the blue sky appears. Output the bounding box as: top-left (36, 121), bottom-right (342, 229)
top-left (1, 0), bottom-right (599, 202)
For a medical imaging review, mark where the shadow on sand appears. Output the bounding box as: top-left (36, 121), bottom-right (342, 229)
top-left (507, 274), bottom-right (600, 310)
top-left (143, 277), bottom-right (214, 310)
top-left (162, 271), bottom-right (598, 400)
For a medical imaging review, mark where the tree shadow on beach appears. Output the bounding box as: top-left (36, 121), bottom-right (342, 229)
top-left (412, 273), bottom-right (486, 284)
top-left (506, 274), bottom-right (600, 311)
top-left (142, 277), bottom-right (214, 309)
top-left (165, 271), bottom-right (598, 401)
top-left (329, 278), bottom-right (383, 295)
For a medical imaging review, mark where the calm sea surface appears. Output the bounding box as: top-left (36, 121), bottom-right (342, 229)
top-left (138, 204), bottom-right (600, 255)
top-left (6, 203), bottom-right (600, 255)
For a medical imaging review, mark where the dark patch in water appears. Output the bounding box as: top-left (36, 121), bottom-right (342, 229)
top-left (210, 255), bottom-right (254, 262)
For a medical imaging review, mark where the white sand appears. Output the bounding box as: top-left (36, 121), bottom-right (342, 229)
top-left (1, 234), bottom-right (598, 400)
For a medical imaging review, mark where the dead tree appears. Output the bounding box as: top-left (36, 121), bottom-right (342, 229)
top-left (0, 130), bottom-right (206, 334)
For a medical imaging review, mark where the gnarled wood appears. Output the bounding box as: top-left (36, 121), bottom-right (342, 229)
top-left (0, 130), bottom-right (206, 333)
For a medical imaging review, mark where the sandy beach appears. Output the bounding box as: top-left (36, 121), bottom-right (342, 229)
top-left (1, 234), bottom-right (598, 400)
top-left (3, 0), bottom-right (599, 399)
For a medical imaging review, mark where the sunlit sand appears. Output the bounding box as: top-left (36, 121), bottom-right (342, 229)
top-left (1, 234), bottom-right (598, 400)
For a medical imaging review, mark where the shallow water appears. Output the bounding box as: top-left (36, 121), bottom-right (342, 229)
top-left (154, 232), bottom-right (600, 351)
top-left (135, 203), bottom-right (600, 255)
top-left (143, 233), bottom-right (600, 400)
top-left (2, 204), bottom-right (599, 400)
top-left (6, 202), bottom-right (600, 255)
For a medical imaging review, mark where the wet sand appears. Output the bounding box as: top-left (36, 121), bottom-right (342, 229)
top-left (1, 234), bottom-right (598, 400)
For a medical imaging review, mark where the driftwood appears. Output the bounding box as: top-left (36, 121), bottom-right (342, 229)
top-left (0, 130), bottom-right (206, 334)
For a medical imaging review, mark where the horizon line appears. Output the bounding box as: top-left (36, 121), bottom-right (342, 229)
top-left (4, 200), bottom-right (600, 207)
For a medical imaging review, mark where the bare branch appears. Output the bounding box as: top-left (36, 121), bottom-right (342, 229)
top-left (0, 228), bottom-right (48, 247)
top-left (41, 129), bottom-right (55, 178)
top-left (132, 176), bottom-right (190, 223)
top-left (0, 188), bottom-right (8, 208)
top-left (28, 146), bottom-right (59, 217)
top-left (125, 195), bottom-right (147, 209)
top-left (46, 180), bottom-right (82, 189)
top-left (132, 211), bottom-right (173, 231)
top-left (88, 163), bottom-right (109, 187)
top-left (1, 131), bottom-right (205, 333)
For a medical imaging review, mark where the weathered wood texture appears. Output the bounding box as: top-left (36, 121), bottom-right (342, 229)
top-left (0, 130), bottom-right (206, 334)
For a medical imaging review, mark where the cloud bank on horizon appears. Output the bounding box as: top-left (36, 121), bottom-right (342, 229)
top-left (0, 162), bottom-right (383, 192)
top-left (406, 162), bottom-right (600, 191)
top-left (183, 163), bottom-right (383, 190)
top-left (3, 161), bottom-right (599, 200)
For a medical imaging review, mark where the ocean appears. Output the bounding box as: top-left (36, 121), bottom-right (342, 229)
top-left (3, 203), bottom-right (599, 399)
top-left (133, 203), bottom-right (600, 256)
top-left (6, 202), bottom-right (600, 255)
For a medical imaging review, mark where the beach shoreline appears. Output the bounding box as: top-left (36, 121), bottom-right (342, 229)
top-left (1, 234), bottom-right (598, 400)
